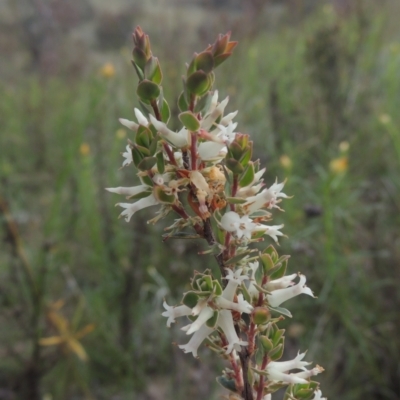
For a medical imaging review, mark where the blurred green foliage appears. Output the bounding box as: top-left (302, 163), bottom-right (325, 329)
top-left (1, 2), bottom-right (400, 399)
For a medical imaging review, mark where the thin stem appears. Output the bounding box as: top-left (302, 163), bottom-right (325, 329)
top-left (238, 348), bottom-right (254, 400)
top-left (256, 354), bottom-right (269, 400)
top-left (162, 143), bottom-right (177, 166)
top-left (150, 99), bottom-right (162, 121)
top-left (190, 132), bottom-right (197, 170)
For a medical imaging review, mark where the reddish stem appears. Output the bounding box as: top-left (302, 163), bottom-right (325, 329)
top-left (190, 132), bottom-right (197, 170)
top-left (172, 204), bottom-right (203, 236)
top-left (256, 355), bottom-right (269, 400)
top-left (163, 143), bottom-right (177, 166)
top-left (247, 322), bottom-right (256, 356)
top-left (150, 99), bottom-right (162, 121)
top-left (230, 175), bottom-right (239, 211)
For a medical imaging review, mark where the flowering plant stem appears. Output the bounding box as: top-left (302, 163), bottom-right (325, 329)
top-left (107, 27), bottom-right (326, 400)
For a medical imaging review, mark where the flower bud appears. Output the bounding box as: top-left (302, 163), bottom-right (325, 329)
top-left (252, 307), bottom-right (270, 325)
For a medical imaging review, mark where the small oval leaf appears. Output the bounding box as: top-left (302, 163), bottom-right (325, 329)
top-left (179, 111), bottom-right (200, 131)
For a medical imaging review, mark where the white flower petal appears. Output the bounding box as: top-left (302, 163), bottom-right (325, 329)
top-left (162, 302), bottom-right (192, 327)
top-left (178, 324), bottom-right (214, 358)
top-left (116, 194), bottom-right (158, 222)
top-left (119, 118), bottom-right (139, 131)
top-left (267, 274), bottom-right (315, 307)
top-left (134, 108), bottom-right (149, 126)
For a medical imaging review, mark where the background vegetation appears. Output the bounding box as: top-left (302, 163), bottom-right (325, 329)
top-left (1, 0), bottom-right (399, 399)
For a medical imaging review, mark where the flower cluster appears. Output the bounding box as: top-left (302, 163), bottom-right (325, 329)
top-left (107, 27), bottom-right (326, 400)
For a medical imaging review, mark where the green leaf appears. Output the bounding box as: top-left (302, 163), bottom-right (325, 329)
top-left (132, 47), bottom-right (147, 70)
top-left (269, 259), bottom-right (288, 280)
top-left (195, 51), bottom-right (214, 74)
top-left (216, 376), bottom-right (237, 393)
top-left (241, 282), bottom-right (252, 303)
top-left (179, 111), bottom-right (200, 131)
top-left (239, 146), bottom-right (253, 167)
top-left (148, 135), bottom-right (159, 156)
top-left (131, 60), bottom-right (144, 81)
top-left (182, 292), bottom-right (199, 308)
top-left (225, 250), bottom-right (253, 266)
top-left (205, 310), bottom-right (219, 328)
top-left (262, 245), bottom-right (279, 263)
top-left (269, 306), bottom-right (292, 318)
top-left (137, 80), bottom-right (161, 103)
top-left (225, 197), bottom-right (247, 204)
top-left (186, 70), bottom-right (210, 96)
top-left (186, 57), bottom-right (197, 76)
top-left (228, 141), bottom-right (243, 161)
top-left (294, 389), bottom-right (314, 399)
top-left (137, 156), bottom-right (156, 171)
top-left (156, 151), bottom-right (165, 174)
top-left (145, 57), bottom-right (162, 85)
top-left (136, 125), bottom-right (152, 148)
top-left (259, 335), bottom-right (273, 352)
top-left (214, 52), bottom-right (232, 68)
top-left (178, 91), bottom-right (188, 112)
top-left (212, 280), bottom-right (223, 296)
top-left (260, 253), bottom-right (274, 274)
top-left (194, 92), bottom-right (212, 114)
top-left (160, 98), bottom-right (171, 123)
top-left (153, 186), bottom-right (175, 204)
top-left (272, 329), bottom-right (285, 346)
top-left (225, 158), bottom-right (244, 175)
top-left (127, 189), bottom-right (153, 200)
top-left (141, 174), bottom-right (154, 187)
top-left (268, 343), bottom-right (284, 361)
top-left (132, 146), bottom-right (144, 167)
top-left (239, 162), bottom-right (255, 187)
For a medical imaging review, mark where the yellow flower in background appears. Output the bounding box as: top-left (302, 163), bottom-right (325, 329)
top-left (79, 143), bottom-right (90, 156)
top-left (39, 301), bottom-right (95, 362)
top-left (329, 156), bottom-right (348, 174)
top-left (279, 154), bottom-right (292, 170)
top-left (379, 113), bottom-right (391, 125)
top-left (100, 62), bottom-right (115, 78)
top-left (339, 141), bottom-right (350, 153)
top-left (116, 128), bottom-right (127, 140)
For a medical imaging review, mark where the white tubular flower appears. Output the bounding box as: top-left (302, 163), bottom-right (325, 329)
top-left (294, 365), bottom-right (324, 381)
top-left (215, 121), bottom-right (237, 143)
top-left (121, 144), bottom-right (133, 167)
top-left (162, 301), bottom-right (192, 327)
top-left (222, 268), bottom-right (248, 301)
top-left (149, 115), bottom-right (188, 148)
top-left (116, 194), bottom-right (158, 222)
top-left (220, 110), bottom-right (238, 126)
top-left (243, 179), bottom-right (289, 214)
top-left (267, 274), bottom-right (315, 307)
top-left (220, 211), bottom-right (256, 240)
top-left (189, 171), bottom-right (211, 195)
top-left (267, 352), bottom-right (312, 384)
top-left (311, 389), bottom-right (327, 400)
top-left (236, 168), bottom-right (266, 198)
top-left (119, 118), bottom-right (139, 132)
top-left (247, 261), bottom-right (260, 298)
top-left (262, 395), bottom-right (271, 400)
top-left (265, 273), bottom-right (297, 291)
top-left (134, 108), bottom-right (149, 126)
top-left (253, 224), bottom-right (285, 244)
top-left (197, 141), bottom-right (227, 161)
top-left (215, 294), bottom-right (253, 314)
top-left (106, 184), bottom-right (150, 198)
top-left (178, 324), bottom-right (214, 358)
top-left (201, 96), bottom-right (230, 130)
top-left (183, 306), bottom-right (214, 335)
top-left (218, 310), bottom-right (248, 354)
